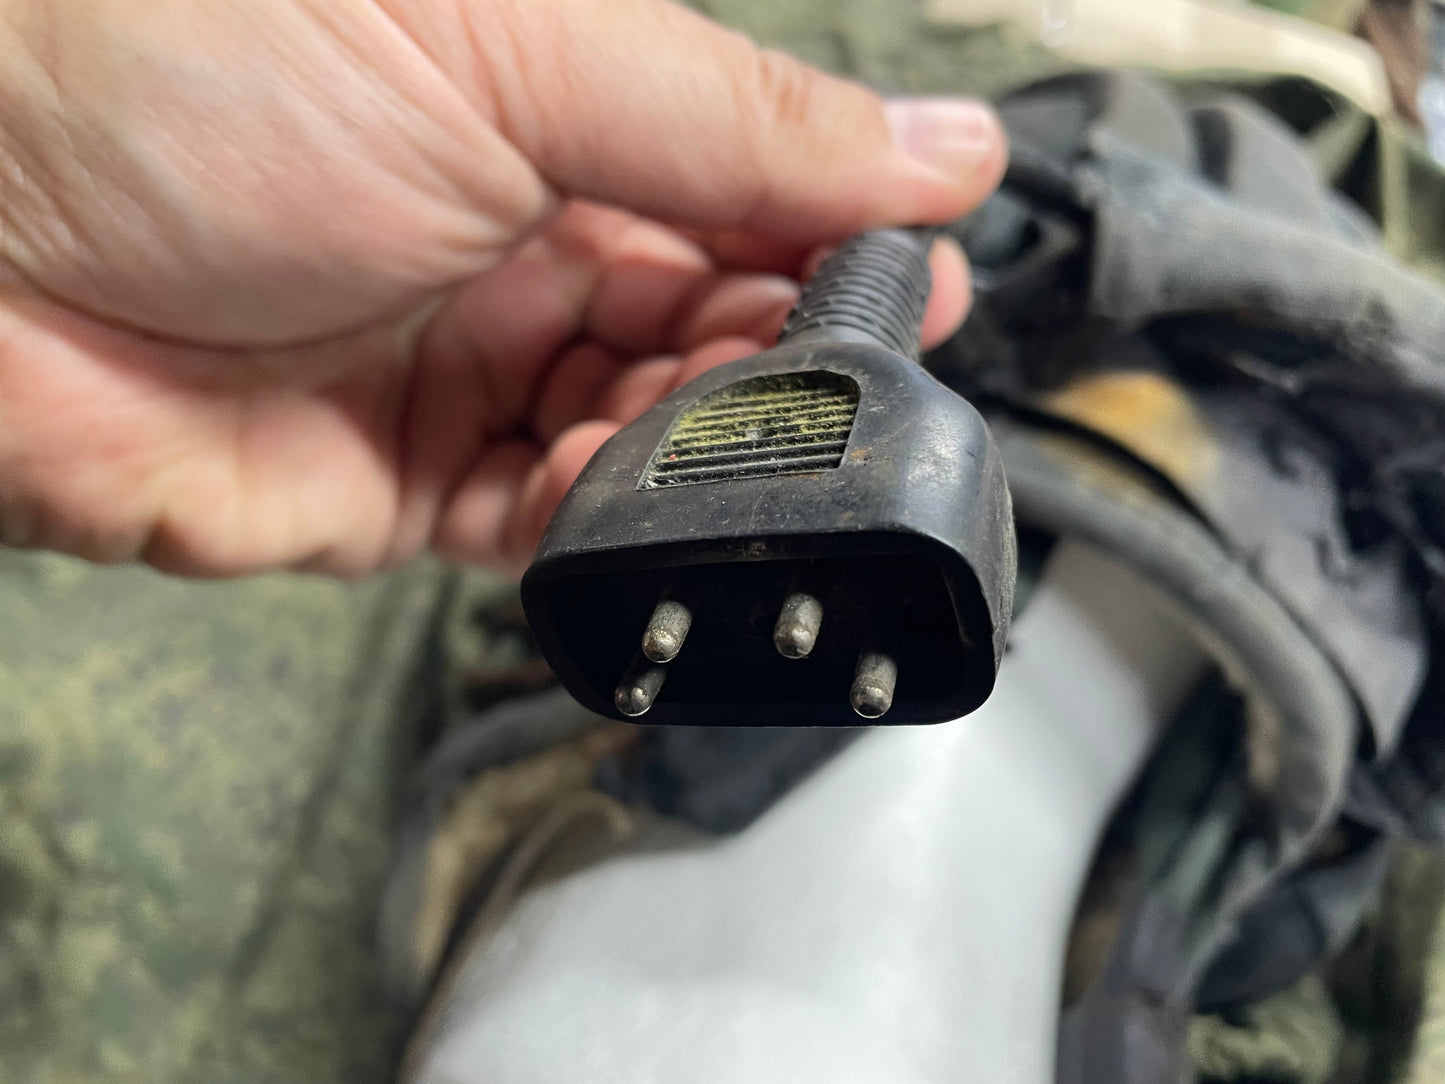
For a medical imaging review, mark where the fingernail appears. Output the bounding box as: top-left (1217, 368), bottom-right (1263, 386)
top-left (885, 97), bottom-right (1001, 177)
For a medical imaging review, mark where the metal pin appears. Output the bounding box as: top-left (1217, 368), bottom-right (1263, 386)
top-left (641, 598), bottom-right (693, 663)
top-left (850, 651), bottom-right (898, 719)
top-left (615, 656), bottom-right (668, 717)
top-left (773, 592), bottom-right (824, 659)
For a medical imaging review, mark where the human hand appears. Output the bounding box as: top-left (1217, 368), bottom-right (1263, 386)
top-left (0, 0), bottom-right (1005, 576)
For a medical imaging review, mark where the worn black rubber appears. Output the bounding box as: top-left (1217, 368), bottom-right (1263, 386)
top-left (778, 227), bottom-right (935, 361)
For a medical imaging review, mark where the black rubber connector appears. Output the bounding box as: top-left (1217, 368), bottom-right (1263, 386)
top-left (522, 227), bottom-right (1014, 726)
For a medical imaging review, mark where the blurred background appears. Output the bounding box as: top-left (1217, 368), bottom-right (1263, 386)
top-left (4, 2), bottom-right (1445, 1083)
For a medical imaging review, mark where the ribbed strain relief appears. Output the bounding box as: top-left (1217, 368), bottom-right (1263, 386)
top-left (778, 227), bottom-right (934, 360)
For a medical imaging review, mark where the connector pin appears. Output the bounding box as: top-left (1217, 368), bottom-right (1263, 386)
top-left (615, 655), bottom-right (668, 717)
top-left (773, 592), bottom-right (824, 659)
top-left (641, 599), bottom-right (693, 663)
top-left (850, 651), bottom-right (898, 719)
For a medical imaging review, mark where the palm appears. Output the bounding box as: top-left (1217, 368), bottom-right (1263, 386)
top-left (1, 205), bottom-right (894, 574)
top-left (0, 0), bottom-right (983, 576)
top-left (0, 281), bottom-right (414, 573)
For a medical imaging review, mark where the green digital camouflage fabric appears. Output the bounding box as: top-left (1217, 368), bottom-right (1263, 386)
top-left (1410, 905), bottom-right (1445, 1084)
top-left (1190, 978), bottom-right (1345, 1084)
top-left (0, 549), bottom-right (480, 1083)
top-left (1341, 845), bottom-right (1445, 1084)
top-left (4, 2), bottom-right (1445, 1083)
top-left (1254, 0), bottom-right (1371, 29)
top-left (695, 0), bottom-right (1069, 102)
top-left (1183, 844), bottom-right (1445, 1084)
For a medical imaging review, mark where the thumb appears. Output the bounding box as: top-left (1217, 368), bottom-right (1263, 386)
top-left (438, 0), bottom-right (1005, 242)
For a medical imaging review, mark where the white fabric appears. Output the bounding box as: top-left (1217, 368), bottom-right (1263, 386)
top-left (415, 544), bottom-right (1207, 1084)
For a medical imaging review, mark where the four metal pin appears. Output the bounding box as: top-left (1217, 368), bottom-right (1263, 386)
top-left (642, 599), bottom-right (693, 663)
top-left (773, 591), bottom-right (824, 659)
top-left (615, 591), bottom-right (897, 719)
top-left (849, 651), bottom-right (898, 719)
top-left (615, 655), bottom-right (668, 717)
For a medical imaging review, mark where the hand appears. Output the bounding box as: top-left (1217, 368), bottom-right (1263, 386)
top-left (0, 0), bottom-right (1005, 576)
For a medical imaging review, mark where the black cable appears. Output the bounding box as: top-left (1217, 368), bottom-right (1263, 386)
top-left (1001, 138), bottom-right (1091, 219)
top-left (998, 420), bottom-right (1355, 929)
top-left (778, 226), bottom-right (936, 361)
top-left (995, 419), bottom-right (1358, 1084)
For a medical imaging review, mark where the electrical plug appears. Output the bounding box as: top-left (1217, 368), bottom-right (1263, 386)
top-left (521, 228), bottom-right (1016, 725)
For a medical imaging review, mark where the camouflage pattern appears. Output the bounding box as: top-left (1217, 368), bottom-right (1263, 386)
top-left (3, 1), bottom-right (1445, 1082)
top-left (696, 0), bottom-right (1068, 101)
top-left (0, 549), bottom-right (488, 1082)
top-left (1189, 978), bottom-right (1344, 1084)
top-left (1411, 901), bottom-right (1445, 1084)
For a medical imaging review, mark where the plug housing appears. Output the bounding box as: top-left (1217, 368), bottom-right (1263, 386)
top-left (522, 229), bottom-right (1016, 725)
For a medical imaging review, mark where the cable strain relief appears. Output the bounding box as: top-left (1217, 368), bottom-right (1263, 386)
top-left (777, 226), bottom-right (935, 360)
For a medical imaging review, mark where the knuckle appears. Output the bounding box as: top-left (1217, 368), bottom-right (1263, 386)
top-left (750, 48), bottom-right (825, 133)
